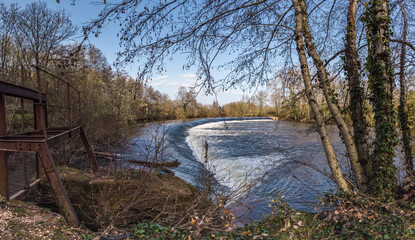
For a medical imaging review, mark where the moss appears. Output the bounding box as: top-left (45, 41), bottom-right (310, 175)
top-left (12, 206), bottom-right (27, 216)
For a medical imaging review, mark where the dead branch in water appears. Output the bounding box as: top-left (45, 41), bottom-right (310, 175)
top-left (129, 159), bottom-right (180, 168)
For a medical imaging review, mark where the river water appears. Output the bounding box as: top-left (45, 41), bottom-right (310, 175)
top-left (125, 118), bottom-right (357, 223)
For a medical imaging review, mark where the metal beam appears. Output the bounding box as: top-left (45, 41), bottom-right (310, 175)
top-left (46, 127), bottom-right (81, 148)
top-left (0, 136), bottom-right (53, 140)
top-left (80, 127), bottom-right (98, 172)
top-left (38, 143), bottom-right (80, 226)
top-left (0, 81), bottom-right (46, 102)
top-left (0, 142), bottom-right (42, 153)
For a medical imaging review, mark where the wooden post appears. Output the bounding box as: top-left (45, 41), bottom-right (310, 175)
top-left (0, 93), bottom-right (9, 199)
top-left (38, 143), bottom-right (80, 226)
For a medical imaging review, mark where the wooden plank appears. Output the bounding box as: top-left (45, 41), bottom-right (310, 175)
top-left (79, 127), bottom-right (98, 172)
top-left (38, 143), bottom-right (80, 226)
top-left (0, 93), bottom-right (8, 199)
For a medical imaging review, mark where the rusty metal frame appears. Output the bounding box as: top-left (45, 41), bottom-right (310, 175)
top-left (0, 81), bottom-right (46, 102)
top-left (0, 74), bottom-right (97, 226)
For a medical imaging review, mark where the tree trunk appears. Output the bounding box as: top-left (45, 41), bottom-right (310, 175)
top-left (345, 0), bottom-right (371, 176)
top-left (366, 0), bottom-right (397, 200)
top-left (397, 4), bottom-right (414, 178)
top-left (292, 0), bottom-right (350, 193)
top-left (298, 0), bottom-right (367, 192)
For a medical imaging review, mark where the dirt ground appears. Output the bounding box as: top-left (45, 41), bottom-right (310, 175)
top-left (0, 196), bottom-right (94, 240)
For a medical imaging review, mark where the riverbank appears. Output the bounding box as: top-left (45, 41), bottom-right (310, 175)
top-left (11, 166), bottom-right (229, 238)
top-left (3, 182), bottom-right (414, 239)
top-left (2, 157), bottom-right (414, 239)
top-left (126, 191), bottom-right (415, 239)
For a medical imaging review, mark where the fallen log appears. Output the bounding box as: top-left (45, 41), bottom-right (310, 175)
top-left (92, 151), bottom-right (119, 158)
top-left (129, 159), bottom-right (181, 168)
top-left (87, 150), bottom-right (181, 169)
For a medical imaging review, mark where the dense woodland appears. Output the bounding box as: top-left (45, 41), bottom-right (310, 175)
top-left (0, 0), bottom-right (415, 238)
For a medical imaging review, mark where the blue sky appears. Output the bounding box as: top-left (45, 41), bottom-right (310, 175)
top-left (3, 0), bottom-right (252, 105)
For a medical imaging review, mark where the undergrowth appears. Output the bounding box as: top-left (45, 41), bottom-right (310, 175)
top-left (127, 188), bottom-right (415, 240)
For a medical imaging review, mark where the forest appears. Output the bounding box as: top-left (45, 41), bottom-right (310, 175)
top-left (0, 0), bottom-right (414, 239)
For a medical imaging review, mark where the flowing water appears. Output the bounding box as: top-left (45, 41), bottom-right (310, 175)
top-left (126, 118), bottom-right (356, 223)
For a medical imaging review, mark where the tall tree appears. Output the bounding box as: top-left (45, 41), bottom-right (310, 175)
top-left (292, 0), bottom-right (350, 192)
top-left (365, 0), bottom-right (397, 200)
top-left (297, 0), bottom-right (368, 191)
top-left (345, 0), bottom-right (371, 176)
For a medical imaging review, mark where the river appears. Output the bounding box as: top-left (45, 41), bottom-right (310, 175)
top-left (124, 118), bottom-right (405, 224)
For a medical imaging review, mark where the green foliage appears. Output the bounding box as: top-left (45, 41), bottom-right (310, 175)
top-left (80, 234), bottom-right (95, 240)
top-left (12, 207), bottom-right (27, 216)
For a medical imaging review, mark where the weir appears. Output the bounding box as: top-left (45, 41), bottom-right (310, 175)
top-left (0, 67), bottom-right (98, 226)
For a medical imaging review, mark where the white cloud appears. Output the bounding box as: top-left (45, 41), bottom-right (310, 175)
top-left (179, 73), bottom-right (197, 79)
top-left (152, 75), bottom-right (169, 81)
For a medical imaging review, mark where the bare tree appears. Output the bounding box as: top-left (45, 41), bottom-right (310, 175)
top-left (345, 0), bottom-right (370, 176)
top-left (13, 1), bottom-right (77, 89)
top-left (291, 0), bottom-right (350, 192)
top-left (0, 3), bottom-right (18, 78)
top-left (255, 90), bottom-right (267, 116)
top-left (295, 0), bottom-right (368, 192)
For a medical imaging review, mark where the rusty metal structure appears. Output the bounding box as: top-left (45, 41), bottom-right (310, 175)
top-left (0, 66), bottom-right (98, 226)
